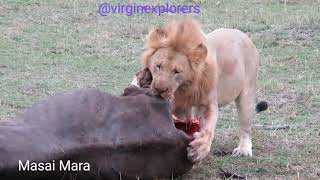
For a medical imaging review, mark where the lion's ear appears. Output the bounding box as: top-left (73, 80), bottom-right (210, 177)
top-left (188, 43), bottom-right (207, 63)
top-left (147, 28), bottom-right (167, 49)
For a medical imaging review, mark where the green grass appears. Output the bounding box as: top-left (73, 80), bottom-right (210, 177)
top-left (1, 0), bottom-right (320, 179)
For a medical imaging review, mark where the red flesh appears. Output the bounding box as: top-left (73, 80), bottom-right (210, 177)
top-left (173, 116), bottom-right (200, 136)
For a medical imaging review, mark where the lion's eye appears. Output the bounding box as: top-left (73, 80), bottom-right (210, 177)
top-left (156, 64), bottom-right (161, 70)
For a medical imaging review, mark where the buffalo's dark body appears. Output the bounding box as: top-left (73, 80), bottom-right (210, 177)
top-left (0, 87), bottom-right (192, 180)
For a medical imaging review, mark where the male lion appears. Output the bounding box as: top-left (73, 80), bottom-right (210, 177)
top-left (134, 19), bottom-right (267, 163)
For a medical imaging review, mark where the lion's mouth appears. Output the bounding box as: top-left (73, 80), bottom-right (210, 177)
top-left (153, 90), bottom-right (172, 98)
top-left (172, 115), bottom-right (200, 136)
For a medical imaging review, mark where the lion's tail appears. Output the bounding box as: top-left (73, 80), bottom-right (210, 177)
top-left (255, 101), bottom-right (268, 113)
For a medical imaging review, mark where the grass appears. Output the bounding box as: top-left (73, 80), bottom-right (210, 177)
top-left (0, 0), bottom-right (319, 179)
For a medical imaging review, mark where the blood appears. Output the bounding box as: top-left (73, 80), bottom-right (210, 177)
top-left (173, 116), bottom-right (200, 136)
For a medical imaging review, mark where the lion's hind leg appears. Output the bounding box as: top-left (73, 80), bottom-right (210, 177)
top-left (233, 85), bottom-right (256, 157)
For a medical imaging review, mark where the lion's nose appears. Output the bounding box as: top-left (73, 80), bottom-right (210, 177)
top-left (154, 86), bottom-right (169, 95)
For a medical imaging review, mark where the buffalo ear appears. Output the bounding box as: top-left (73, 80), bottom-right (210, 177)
top-left (136, 68), bottom-right (153, 88)
top-left (187, 43), bottom-right (207, 63)
top-left (122, 86), bottom-right (140, 96)
top-left (122, 85), bottom-right (150, 96)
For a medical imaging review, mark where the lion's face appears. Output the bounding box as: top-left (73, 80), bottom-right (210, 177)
top-left (148, 47), bottom-right (194, 98)
top-left (142, 19), bottom-right (208, 98)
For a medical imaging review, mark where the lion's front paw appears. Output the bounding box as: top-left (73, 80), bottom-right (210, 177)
top-left (187, 129), bottom-right (212, 163)
top-left (232, 143), bottom-right (252, 157)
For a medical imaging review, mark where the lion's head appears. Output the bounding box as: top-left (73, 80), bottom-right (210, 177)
top-left (142, 19), bottom-right (211, 99)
